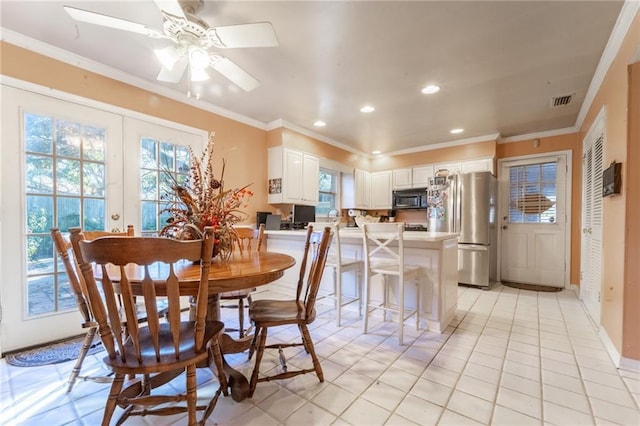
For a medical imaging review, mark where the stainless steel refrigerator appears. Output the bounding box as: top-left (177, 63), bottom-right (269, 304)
top-left (427, 171), bottom-right (497, 287)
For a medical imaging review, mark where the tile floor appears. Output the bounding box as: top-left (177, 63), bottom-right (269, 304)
top-left (1, 283), bottom-right (639, 425)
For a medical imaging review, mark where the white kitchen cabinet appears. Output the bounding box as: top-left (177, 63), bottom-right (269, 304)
top-left (342, 168), bottom-right (371, 209)
top-left (433, 161), bottom-right (461, 176)
top-left (461, 157), bottom-right (494, 174)
top-left (370, 171), bottom-right (392, 209)
top-left (411, 165), bottom-right (433, 187)
top-left (268, 146), bottom-right (319, 205)
top-left (392, 168), bottom-right (412, 189)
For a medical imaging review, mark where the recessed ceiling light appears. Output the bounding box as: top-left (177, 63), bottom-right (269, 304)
top-left (421, 85), bottom-right (440, 94)
top-left (450, 128), bottom-right (464, 134)
top-left (360, 105), bottom-right (375, 113)
top-left (372, 150), bottom-right (381, 155)
top-left (314, 120), bottom-right (326, 127)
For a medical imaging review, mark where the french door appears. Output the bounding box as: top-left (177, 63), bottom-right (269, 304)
top-left (0, 84), bottom-right (205, 353)
top-left (499, 153), bottom-right (569, 287)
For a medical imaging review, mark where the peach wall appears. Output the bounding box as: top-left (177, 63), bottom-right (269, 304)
top-left (497, 134), bottom-right (581, 285)
top-left (0, 42), bottom-right (269, 224)
top-left (578, 11), bottom-right (639, 358)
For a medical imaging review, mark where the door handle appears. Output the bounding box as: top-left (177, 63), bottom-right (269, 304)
top-left (111, 213), bottom-right (120, 220)
top-left (502, 225), bottom-right (508, 230)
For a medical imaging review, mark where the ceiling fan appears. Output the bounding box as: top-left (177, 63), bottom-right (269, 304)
top-left (64, 0), bottom-right (278, 92)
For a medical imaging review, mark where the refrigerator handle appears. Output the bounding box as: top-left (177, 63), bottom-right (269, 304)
top-left (454, 175), bottom-right (461, 234)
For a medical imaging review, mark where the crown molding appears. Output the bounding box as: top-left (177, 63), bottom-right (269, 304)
top-left (386, 133), bottom-right (501, 156)
top-left (274, 120), bottom-right (369, 157)
top-left (575, 0), bottom-right (640, 131)
top-left (498, 127), bottom-right (577, 144)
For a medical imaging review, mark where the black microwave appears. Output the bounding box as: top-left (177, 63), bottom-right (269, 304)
top-left (392, 188), bottom-right (428, 209)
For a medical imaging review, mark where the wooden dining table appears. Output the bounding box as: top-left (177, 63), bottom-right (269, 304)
top-left (96, 250), bottom-right (296, 402)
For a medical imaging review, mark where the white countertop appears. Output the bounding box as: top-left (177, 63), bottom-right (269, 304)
top-left (265, 228), bottom-right (458, 242)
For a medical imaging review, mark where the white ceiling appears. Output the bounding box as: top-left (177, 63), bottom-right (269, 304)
top-left (0, 1), bottom-right (625, 155)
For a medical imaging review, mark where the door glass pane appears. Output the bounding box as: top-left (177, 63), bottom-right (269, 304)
top-left (57, 197), bottom-right (81, 231)
top-left (508, 162), bottom-right (557, 223)
top-left (25, 113), bottom-right (53, 154)
top-left (25, 155), bottom-right (54, 194)
top-left (24, 112), bottom-right (107, 317)
top-left (140, 139), bottom-right (190, 236)
top-left (56, 120), bottom-right (81, 158)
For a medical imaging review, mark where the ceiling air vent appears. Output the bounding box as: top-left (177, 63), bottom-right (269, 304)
top-left (550, 93), bottom-right (575, 108)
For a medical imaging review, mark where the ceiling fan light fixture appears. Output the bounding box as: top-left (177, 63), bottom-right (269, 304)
top-left (189, 46), bottom-right (210, 70)
top-left (154, 45), bottom-right (180, 70)
top-left (190, 66), bottom-right (210, 81)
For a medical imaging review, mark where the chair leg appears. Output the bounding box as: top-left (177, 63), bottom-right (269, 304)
top-left (248, 327), bottom-right (268, 398)
top-left (399, 277), bottom-right (405, 346)
top-left (248, 325), bottom-right (261, 360)
top-left (357, 268), bottom-right (363, 318)
top-left (335, 268), bottom-right (341, 327)
top-left (362, 271), bottom-right (370, 334)
top-left (102, 373), bottom-right (125, 426)
top-left (67, 327), bottom-right (97, 393)
top-left (186, 364), bottom-right (197, 426)
top-left (237, 297), bottom-right (245, 338)
top-left (300, 324), bottom-right (324, 382)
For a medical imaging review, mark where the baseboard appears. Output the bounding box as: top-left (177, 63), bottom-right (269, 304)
top-left (619, 356), bottom-right (640, 372)
top-left (599, 326), bottom-right (622, 368)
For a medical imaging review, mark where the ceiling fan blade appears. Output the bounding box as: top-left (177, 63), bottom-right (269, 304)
top-left (152, 0), bottom-right (186, 20)
top-left (157, 57), bottom-right (188, 83)
top-left (211, 57), bottom-right (261, 92)
top-left (212, 22), bottom-right (279, 48)
top-left (63, 6), bottom-right (164, 38)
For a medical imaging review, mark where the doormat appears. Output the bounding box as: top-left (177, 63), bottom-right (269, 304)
top-left (4, 336), bottom-right (103, 367)
top-left (502, 282), bottom-right (562, 292)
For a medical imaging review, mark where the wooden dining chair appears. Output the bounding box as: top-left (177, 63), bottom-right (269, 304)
top-left (362, 222), bottom-right (421, 345)
top-left (70, 227), bottom-right (228, 426)
top-left (247, 225), bottom-right (333, 398)
top-left (52, 225), bottom-right (164, 393)
top-left (220, 224), bottom-right (265, 337)
top-left (51, 227), bottom-right (114, 393)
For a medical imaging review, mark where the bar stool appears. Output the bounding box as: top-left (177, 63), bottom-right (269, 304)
top-left (309, 222), bottom-right (363, 326)
top-left (361, 222), bottom-right (421, 345)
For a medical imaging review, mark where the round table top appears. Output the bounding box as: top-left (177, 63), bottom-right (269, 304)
top-left (96, 251), bottom-right (296, 296)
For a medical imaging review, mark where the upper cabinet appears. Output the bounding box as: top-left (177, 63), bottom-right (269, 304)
top-left (392, 165), bottom-right (434, 189)
top-left (392, 168), bottom-right (412, 189)
top-left (342, 168), bottom-right (370, 209)
top-left (370, 171), bottom-right (392, 209)
top-left (411, 165), bottom-right (433, 187)
top-left (268, 146), bottom-right (319, 205)
top-left (461, 158), bottom-right (494, 174)
top-left (433, 161), bottom-right (461, 176)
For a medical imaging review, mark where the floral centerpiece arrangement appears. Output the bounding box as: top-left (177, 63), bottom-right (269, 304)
top-left (160, 132), bottom-right (253, 260)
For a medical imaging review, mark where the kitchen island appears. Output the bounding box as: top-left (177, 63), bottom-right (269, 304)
top-left (264, 227), bottom-right (459, 333)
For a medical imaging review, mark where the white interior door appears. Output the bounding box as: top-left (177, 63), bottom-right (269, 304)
top-left (500, 154), bottom-right (568, 287)
top-left (0, 86), bottom-right (123, 352)
top-left (581, 112), bottom-right (604, 323)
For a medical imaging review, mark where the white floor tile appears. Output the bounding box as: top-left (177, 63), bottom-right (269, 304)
top-left (393, 394), bottom-right (443, 425)
top-left (496, 387), bottom-right (542, 419)
top-left (446, 389), bottom-right (494, 424)
top-left (311, 383), bottom-right (358, 416)
top-left (492, 405), bottom-right (542, 426)
top-left (455, 374), bottom-right (498, 402)
top-left (283, 401), bottom-right (337, 425)
top-left (543, 400), bottom-right (595, 425)
top-left (409, 377), bottom-right (453, 407)
top-left (340, 397), bottom-right (391, 426)
top-left (542, 383), bottom-right (591, 414)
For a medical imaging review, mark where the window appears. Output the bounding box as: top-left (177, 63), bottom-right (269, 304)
top-left (317, 168), bottom-right (338, 216)
top-left (24, 112), bottom-right (107, 316)
top-left (508, 161), bottom-right (557, 223)
top-left (139, 139), bottom-right (190, 236)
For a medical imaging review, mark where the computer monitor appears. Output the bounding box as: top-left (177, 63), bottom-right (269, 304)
top-left (293, 204), bottom-right (316, 225)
